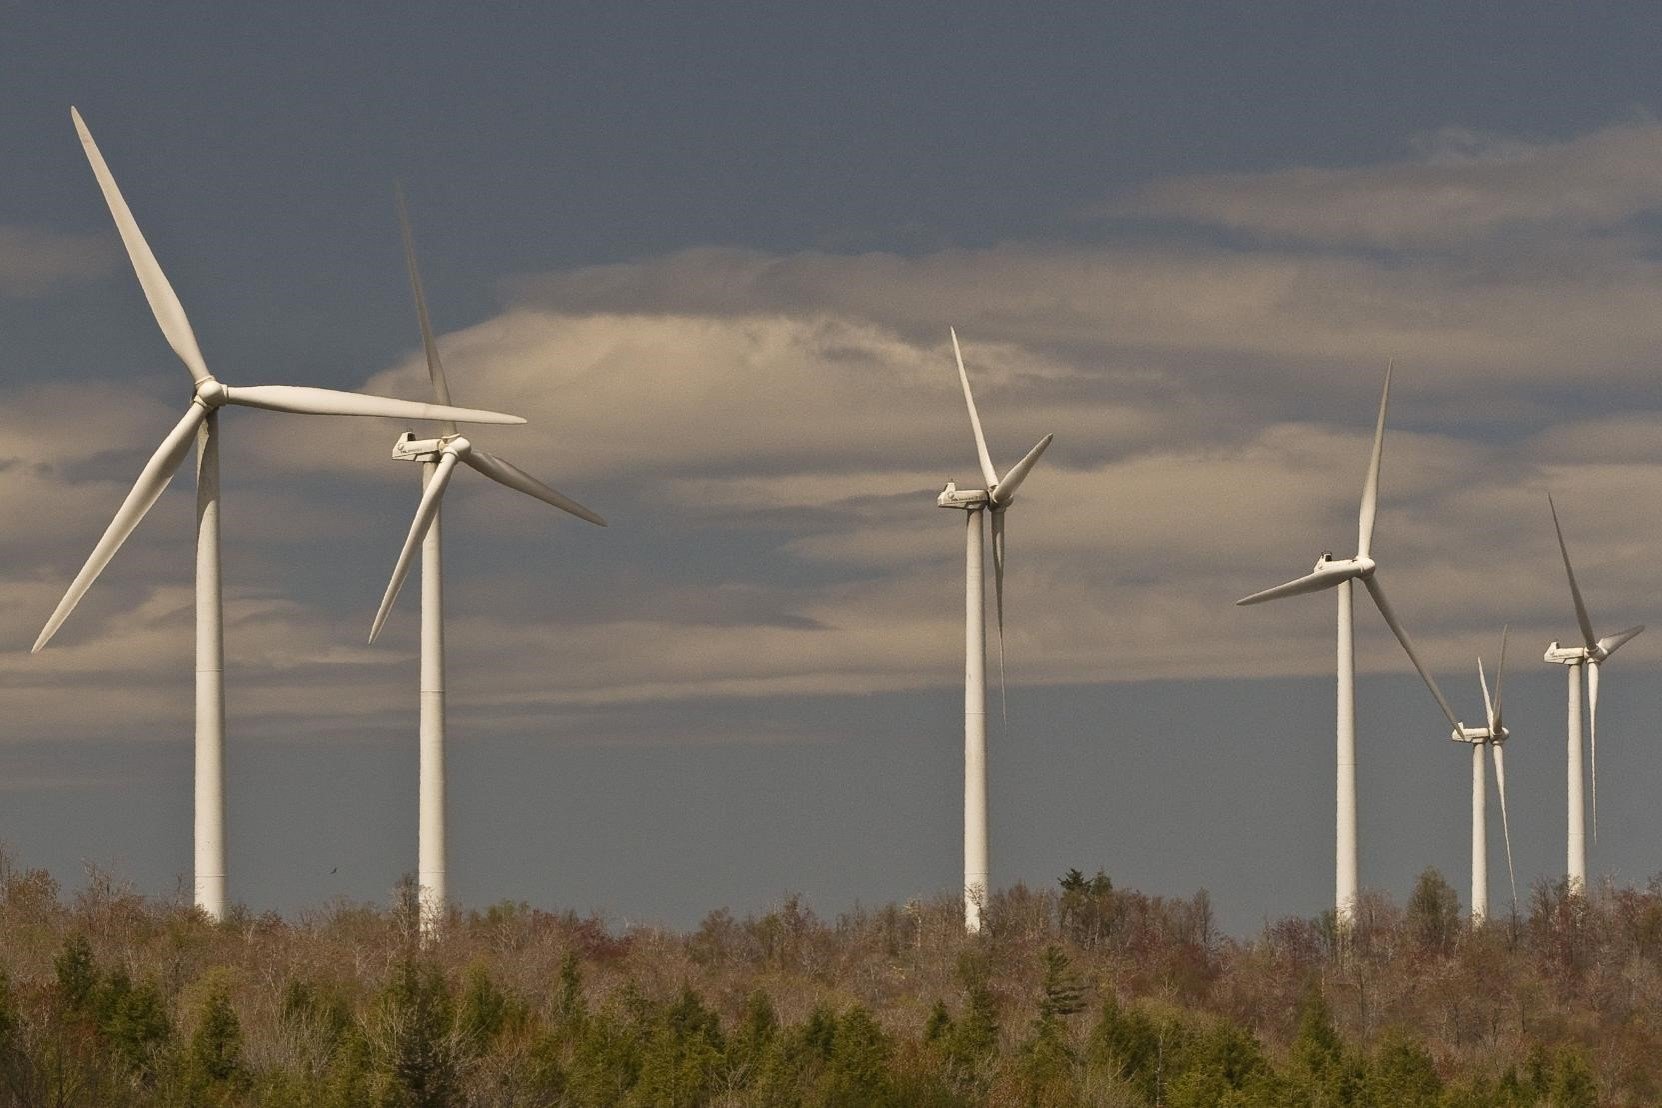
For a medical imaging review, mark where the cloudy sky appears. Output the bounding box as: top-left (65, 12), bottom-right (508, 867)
top-left (6, 5), bottom-right (1662, 933)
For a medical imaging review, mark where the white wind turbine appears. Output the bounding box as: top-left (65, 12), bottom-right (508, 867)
top-left (934, 328), bottom-right (1053, 933)
top-left (1236, 364), bottom-right (1465, 927)
top-left (1543, 495), bottom-right (1642, 893)
top-left (368, 191), bottom-right (606, 932)
top-left (31, 109), bottom-right (526, 921)
top-left (1449, 629), bottom-right (1517, 923)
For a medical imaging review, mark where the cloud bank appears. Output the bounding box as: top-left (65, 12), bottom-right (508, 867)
top-left (9, 119), bottom-right (1662, 744)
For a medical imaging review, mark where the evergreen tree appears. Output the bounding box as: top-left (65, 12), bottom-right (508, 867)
top-left (188, 979), bottom-right (247, 1095)
top-left (53, 934), bottom-right (98, 1012)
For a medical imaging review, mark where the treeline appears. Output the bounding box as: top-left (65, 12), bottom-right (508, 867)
top-left (0, 852), bottom-right (1657, 1105)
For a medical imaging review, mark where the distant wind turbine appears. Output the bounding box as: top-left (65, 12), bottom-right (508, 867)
top-left (935, 328), bottom-right (1053, 933)
top-left (31, 109), bottom-right (525, 920)
top-left (1236, 364), bottom-right (1464, 927)
top-left (1449, 629), bottom-right (1517, 922)
top-left (368, 190), bottom-right (606, 933)
top-left (1543, 495), bottom-right (1642, 893)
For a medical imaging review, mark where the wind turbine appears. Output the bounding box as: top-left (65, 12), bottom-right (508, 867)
top-left (1236, 364), bottom-right (1464, 927)
top-left (1543, 495), bottom-right (1642, 893)
top-left (31, 109), bottom-right (526, 920)
top-left (1449, 629), bottom-right (1517, 922)
top-left (367, 190), bottom-right (605, 933)
top-left (935, 328), bottom-right (1053, 933)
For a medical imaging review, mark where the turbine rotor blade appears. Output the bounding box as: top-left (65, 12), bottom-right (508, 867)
top-left (1492, 742), bottom-right (1518, 917)
top-left (33, 403), bottom-right (208, 651)
top-left (369, 452), bottom-right (459, 644)
top-left (1361, 574), bottom-right (1462, 732)
top-left (1548, 494), bottom-right (1599, 651)
top-left (1235, 566), bottom-right (1354, 606)
top-left (1492, 624), bottom-right (1508, 732)
top-left (992, 434), bottom-right (1053, 505)
top-left (71, 108), bottom-right (211, 385)
top-left (1588, 660), bottom-right (1600, 844)
top-left (222, 385), bottom-right (524, 425)
top-left (462, 448), bottom-right (607, 526)
top-left (1597, 625), bottom-right (1644, 657)
top-left (1478, 656), bottom-right (1495, 734)
top-left (1356, 360), bottom-right (1391, 559)
top-left (991, 506), bottom-right (1007, 726)
top-left (950, 327), bottom-right (999, 489)
top-left (395, 185), bottom-right (457, 437)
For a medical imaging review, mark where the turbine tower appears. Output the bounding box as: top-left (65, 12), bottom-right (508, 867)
top-left (1543, 495), bottom-right (1642, 893)
top-left (1237, 364), bottom-right (1464, 927)
top-left (935, 329), bottom-right (1053, 933)
top-left (31, 110), bottom-right (526, 920)
top-left (1448, 629), bottom-right (1517, 923)
top-left (369, 191), bottom-right (606, 933)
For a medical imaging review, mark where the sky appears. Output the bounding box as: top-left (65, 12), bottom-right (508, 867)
top-left (6, 4), bottom-right (1662, 935)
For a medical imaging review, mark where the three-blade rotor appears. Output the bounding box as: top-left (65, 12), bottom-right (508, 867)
top-left (1236, 364), bottom-right (1461, 732)
top-left (368, 195), bottom-right (604, 644)
top-left (948, 328), bottom-right (1054, 719)
top-left (34, 110), bottom-right (529, 654)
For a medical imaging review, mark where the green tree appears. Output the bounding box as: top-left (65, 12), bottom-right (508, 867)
top-left (1366, 1028), bottom-right (1440, 1107)
top-left (372, 958), bottom-right (461, 1108)
top-left (1406, 867), bottom-right (1461, 952)
top-left (824, 1005), bottom-right (893, 1106)
top-left (635, 984), bottom-right (725, 1107)
top-left (188, 978), bottom-right (248, 1098)
top-left (54, 934), bottom-right (99, 1012)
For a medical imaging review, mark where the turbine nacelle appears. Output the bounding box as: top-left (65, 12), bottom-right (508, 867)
top-left (1451, 724), bottom-right (1507, 745)
top-left (393, 431), bottom-right (471, 462)
top-left (1312, 552), bottom-right (1374, 578)
top-left (937, 481), bottom-right (991, 510)
top-left (1544, 641), bottom-right (1592, 664)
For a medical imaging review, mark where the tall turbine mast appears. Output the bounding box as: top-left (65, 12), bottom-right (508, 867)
top-left (1542, 496), bottom-right (1642, 894)
top-left (371, 190), bottom-right (604, 936)
top-left (936, 329), bottom-right (1053, 932)
top-left (32, 111), bottom-right (526, 918)
top-left (1238, 364), bottom-right (1463, 927)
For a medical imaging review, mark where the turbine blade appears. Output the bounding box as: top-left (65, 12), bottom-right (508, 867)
top-left (369, 452), bottom-right (459, 644)
top-left (1362, 574), bottom-right (1462, 732)
top-left (1588, 660), bottom-right (1600, 844)
top-left (1490, 624), bottom-right (1509, 733)
top-left (1548, 494), bottom-right (1598, 651)
top-left (950, 328), bottom-right (999, 489)
top-left (223, 385), bottom-right (524, 425)
top-left (992, 434), bottom-right (1053, 505)
top-left (395, 185), bottom-right (457, 437)
top-left (1235, 566), bottom-right (1351, 606)
top-left (462, 448), bottom-right (607, 526)
top-left (1597, 625), bottom-right (1644, 657)
top-left (1492, 742), bottom-right (1517, 917)
top-left (1356, 360), bottom-right (1391, 559)
top-left (33, 403), bottom-right (208, 651)
top-left (71, 108), bottom-right (211, 385)
top-left (991, 506), bottom-right (1007, 727)
top-left (1478, 656), bottom-right (1494, 734)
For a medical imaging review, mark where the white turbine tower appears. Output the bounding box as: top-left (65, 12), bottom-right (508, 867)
top-left (1236, 364), bottom-right (1464, 927)
top-left (1543, 495), bottom-right (1642, 894)
top-left (1449, 629), bottom-right (1517, 923)
top-left (31, 109), bottom-right (526, 920)
top-left (935, 328), bottom-right (1053, 934)
top-left (368, 191), bottom-right (606, 933)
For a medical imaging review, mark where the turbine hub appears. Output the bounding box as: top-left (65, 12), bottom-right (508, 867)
top-left (194, 378), bottom-right (228, 408)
